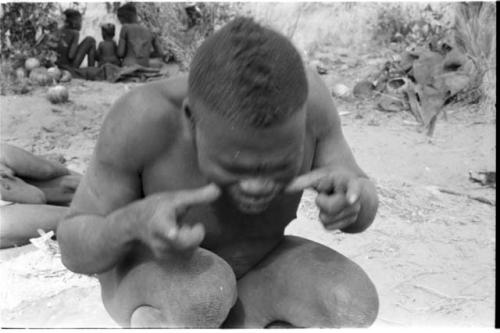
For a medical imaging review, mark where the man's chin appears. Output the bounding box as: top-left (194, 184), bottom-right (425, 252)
top-left (235, 200), bottom-right (271, 214)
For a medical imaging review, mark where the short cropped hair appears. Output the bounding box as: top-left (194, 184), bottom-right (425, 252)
top-left (188, 17), bottom-right (308, 129)
top-left (101, 23), bottom-right (115, 38)
top-left (64, 9), bottom-right (82, 29)
top-left (117, 3), bottom-right (138, 24)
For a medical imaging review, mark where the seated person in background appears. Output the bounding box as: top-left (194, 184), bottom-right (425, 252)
top-left (97, 23), bottom-right (121, 67)
top-left (0, 144), bottom-right (81, 249)
top-left (116, 3), bottom-right (164, 68)
top-left (54, 9), bottom-right (97, 69)
top-left (57, 17), bottom-right (379, 328)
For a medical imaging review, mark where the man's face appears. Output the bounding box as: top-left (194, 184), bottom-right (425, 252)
top-left (71, 17), bottom-right (82, 31)
top-left (192, 103), bottom-right (306, 214)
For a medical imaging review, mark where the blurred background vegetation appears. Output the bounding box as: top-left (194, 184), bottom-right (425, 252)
top-left (0, 2), bottom-right (496, 115)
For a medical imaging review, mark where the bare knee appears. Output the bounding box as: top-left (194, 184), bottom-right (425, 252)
top-left (106, 249), bottom-right (237, 328)
top-left (182, 251), bottom-right (238, 327)
top-left (282, 237), bottom-right (379, 327)
top-left (82, 36), bottom-right (96, 46)
top-left (317, 258), bottom-right (379, 327)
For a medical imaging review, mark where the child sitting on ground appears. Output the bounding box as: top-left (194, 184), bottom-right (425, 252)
top-left (97, 23), bottom-right (121, 67)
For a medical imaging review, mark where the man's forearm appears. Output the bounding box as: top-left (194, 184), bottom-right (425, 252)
top-left (58, 200), bottom-right (143, 275)
top-left (341, 178), bottom-right (379, 234)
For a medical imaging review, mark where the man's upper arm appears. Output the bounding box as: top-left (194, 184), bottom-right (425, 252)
top-left (307, 69), bottom-right (367, 178)
top-left (69, 85), bottom-right (177, 218)
top-left (68, 30), bottom-right (79, 60)
top-left (117, 26), bottom-right (127, 58)
top-left (68, 104), bottom-right (144, 218)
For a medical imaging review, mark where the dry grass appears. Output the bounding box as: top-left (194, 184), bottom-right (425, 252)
top-left (247, 3), bottom-right (454, 61)
top-left (247, 3), bottom-right (380, 59)
top-left (453, 2), bottom-right (496, 117)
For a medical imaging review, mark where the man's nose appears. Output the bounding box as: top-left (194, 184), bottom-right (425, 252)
top-left (238, 178), bottom-right (277, 196)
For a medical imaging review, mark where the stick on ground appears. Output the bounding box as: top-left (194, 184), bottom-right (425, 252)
top-left (437, 187), bottom-right (495, 206)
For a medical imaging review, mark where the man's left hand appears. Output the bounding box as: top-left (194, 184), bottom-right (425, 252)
top-left (285, 168), bottom-right (362, 231)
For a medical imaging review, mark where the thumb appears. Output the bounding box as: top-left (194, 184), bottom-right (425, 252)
top-left (173, 183), bottom-right (221, 214)
top-left (284, 169), bottom-right (327, 193)
top-left (345, 178), bottom-right (362, 204)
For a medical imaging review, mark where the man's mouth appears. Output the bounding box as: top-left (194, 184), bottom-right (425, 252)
top-left (228, 189), bottom-right (277, 214)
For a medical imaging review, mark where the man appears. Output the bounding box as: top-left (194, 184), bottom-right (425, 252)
top-left (55, 9), bottom-right (96, 69)
top-left (116, 3), bottom-right (164, 68)
top-left (57, 17), bottom-right (379, 328)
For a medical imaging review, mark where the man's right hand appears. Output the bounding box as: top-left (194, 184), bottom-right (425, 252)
top-left (139, 183), bottom-right (221, 259)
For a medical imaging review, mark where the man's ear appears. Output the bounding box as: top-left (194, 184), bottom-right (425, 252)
top-left (182, 99), bottom-right (195, 127)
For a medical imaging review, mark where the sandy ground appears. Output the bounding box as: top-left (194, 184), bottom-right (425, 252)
top-left (0, 54), bottom-right (495, 328)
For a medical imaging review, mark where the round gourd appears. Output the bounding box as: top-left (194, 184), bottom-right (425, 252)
top-left (332, 83), bottom-right (350, 98)
top-left (47, 67), bottom-right (62, 82)
top-left (59, 70), bottom-right (72, 83)
top-left (25, 57), bottom-right (40, 72)
top-left (47, 85), bottom-right (69, 104)
top-left (29, 67), bottom-right (53, 86)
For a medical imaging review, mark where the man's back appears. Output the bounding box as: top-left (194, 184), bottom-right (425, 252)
top-left (118, 23), bottom-right (154, 67)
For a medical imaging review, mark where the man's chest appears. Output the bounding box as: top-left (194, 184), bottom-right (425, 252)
top-left (139, 135), bottom-right (316, 276)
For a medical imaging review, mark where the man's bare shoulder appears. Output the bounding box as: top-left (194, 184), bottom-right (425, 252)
top-left (304, 67), bottom-right (341, 138)
top-left (95, 75), bottom-right (189, 171)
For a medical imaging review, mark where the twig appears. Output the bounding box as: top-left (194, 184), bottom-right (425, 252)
top-left (437, 187), bottom-right (495, 206)
top-left (413, 284), bottom-right (487, 301)
top-left (377, 317), bottom-right (405, 326)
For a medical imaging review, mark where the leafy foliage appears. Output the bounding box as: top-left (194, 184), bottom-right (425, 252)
top-left (374, 4), bottom-right (451, 47)
top-left (0, 3), bottom-right (61, 68)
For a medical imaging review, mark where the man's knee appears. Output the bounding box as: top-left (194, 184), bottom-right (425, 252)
top-left (283, 238), bottom-right (379, 327)
top-left (82, 36), bottom-right (96, 46)
top-left (317, 257), bottom-right (379, 327)
top-left (182, 251), bottom-right (238, 327)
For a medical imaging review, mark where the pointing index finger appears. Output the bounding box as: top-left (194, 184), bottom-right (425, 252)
top-left (173, 183), bottom-right (221, 213)
top-left (284, 169), bottom-right (327, 193)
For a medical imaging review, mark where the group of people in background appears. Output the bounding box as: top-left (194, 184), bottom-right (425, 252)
top-left (55, 3), bottom-right (165, 73)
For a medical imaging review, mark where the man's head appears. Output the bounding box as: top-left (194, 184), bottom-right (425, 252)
top-left (101, 23), bottom-right (115, 40)
top-left (186, 17), bottom-right (309, 214)
top-left (63, 9), bottom-right (82, 31)
top-left (117, 3), bottom-right (138, 24)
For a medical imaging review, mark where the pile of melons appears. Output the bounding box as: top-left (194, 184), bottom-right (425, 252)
top-left (17, 57), bottom-right (72, 104)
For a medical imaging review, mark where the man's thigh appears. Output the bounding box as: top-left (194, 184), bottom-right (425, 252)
top-left (223, 235), bottom-right (379, 328)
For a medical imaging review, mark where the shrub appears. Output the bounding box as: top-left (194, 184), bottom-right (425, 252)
top-left (0, 3), bottom-right (61, 68)
top-left (373, 3), bottom-right (452, 47)
top-left (135, 2), bottom-right (245, 70)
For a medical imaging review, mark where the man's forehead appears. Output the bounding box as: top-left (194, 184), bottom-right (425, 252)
top-left (198, 116), bottom-right (305, 152)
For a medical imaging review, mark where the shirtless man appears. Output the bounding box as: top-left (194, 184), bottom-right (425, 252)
top-left (57, 17), bottom-right (379, 328)
top-left (55, 9), bottom-right (96, 69)
top-left (116, 3), bottom-right (164, 68)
